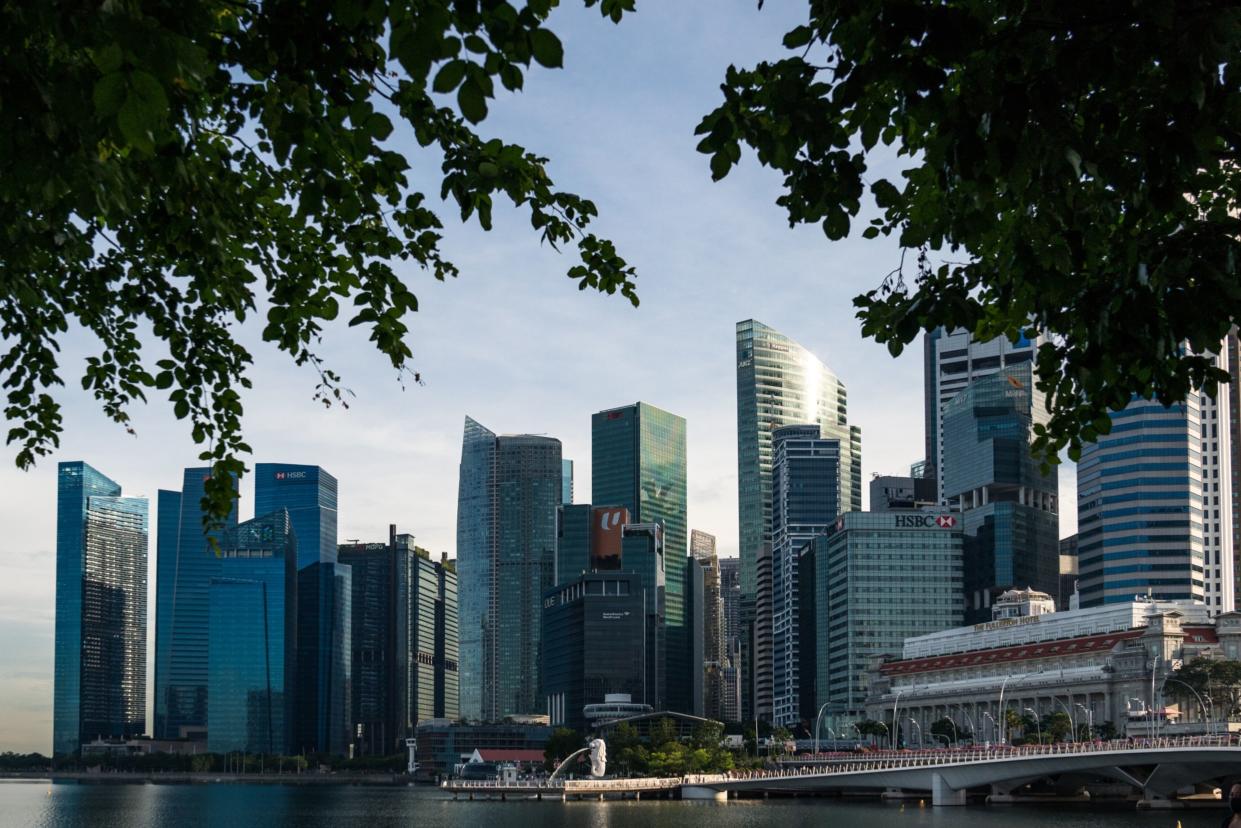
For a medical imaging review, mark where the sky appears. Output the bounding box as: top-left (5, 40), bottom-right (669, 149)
top-left (0, 2), bottom-right (1078, 754)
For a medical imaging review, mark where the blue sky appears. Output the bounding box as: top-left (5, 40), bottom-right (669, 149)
top-left (0, 2), bottom-right (1076, 753)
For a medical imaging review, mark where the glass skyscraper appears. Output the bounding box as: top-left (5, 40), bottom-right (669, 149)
top-left (805, 512), bottom-right (963, 727)
top-left (736, 320), bottom-right (861, 722)
top-left (207, 509), bottom-right (297, 755)
top-left (339, 527), bottom-right (459, 756)
top-left (253, 464), bottom-right (352, 754)
top-left (562, 459), bottom-right (574, 505)
top-left (592, 402), bottom-right (693, 712)
top-left (154, 468), bottom-right (237, 741)
top-left (941, 364), bottom-right (1059, 622)
top-left (1078, 398), bottom-right (1208, 606)
top-left (456, 417), bottom-right (562, 721)
top-left (54, 462), bottom-right (148, 756)
top-left (770, 425), bottom-right (840, 727)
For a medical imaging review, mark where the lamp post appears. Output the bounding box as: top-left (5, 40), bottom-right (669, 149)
top-left (1161, 677), bottom-right (1212, 734)
top-left (874, 721), bottom-right (889, 749)
top-left (1075, 703), bottom-right (1094, 739)
top-left (983, 712), bottom-right (998, 744)
top-left (1053, 697), bottom-right (1077, 742)
top-left (907, 717), bottom-right (922, 749)
top-left (997, 676), bottom-right (1012, 744)
top-left (943, 715), bottom-right (959, 747)
top-left (1023, 707), bottom-right (1042, 744)
top-left (955, 706), bottom-right (978, 744)
top-left (891, 689), bottom-right (903, 750)
top-left (813, 702), bottom-right (831, 754)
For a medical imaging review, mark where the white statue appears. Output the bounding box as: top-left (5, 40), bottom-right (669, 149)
top-left (588, 738), bottom-right (607, 777)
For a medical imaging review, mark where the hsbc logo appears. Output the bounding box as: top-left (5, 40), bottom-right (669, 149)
top-left (895, 514), bottom-right (957, 529)
top-left (274, 471), bottom-right (308, 481)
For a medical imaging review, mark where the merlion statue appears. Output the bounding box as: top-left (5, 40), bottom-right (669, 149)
top-left (588, 738), bottom-right (607, 777)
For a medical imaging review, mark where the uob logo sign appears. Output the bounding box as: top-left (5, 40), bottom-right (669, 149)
top-left (894, 514), bottom-right (957, 529)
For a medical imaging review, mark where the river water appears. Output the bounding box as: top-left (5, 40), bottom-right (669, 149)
top-left (0, 781), bottom-right (1226, 828)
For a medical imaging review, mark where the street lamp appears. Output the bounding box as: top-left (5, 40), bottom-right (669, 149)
top-left (891, 689), bottom-right (903, 750)
top-left (1161, 677), bottom-right (1213, 734)
top-left (982, 712), bottom-right (998, 744)
top-left (997, 676), bottom-right (1012, 744)
top-left (1075, 703), bottom-right (1094, 739)
top-left (1053, 697), bottom-right (1077, 742)
top-left (942, 715), bottom-right (959, 747)
top-left (873, 721), bottom-right (889, 749)
top-left (955, 706), bottom-right (978, 744)
top-left (813, 702), bottom-right (831, 754)
top-left (1128, 696), bottom-right (1150, 740)
top-left (907, 717), bottom-right (922, 749)
top-left (1023, 707), bottom-right (1042, 744)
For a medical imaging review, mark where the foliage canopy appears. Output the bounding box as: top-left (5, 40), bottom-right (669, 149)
top-left (1, 0), bottom-right (636, 521)
top-left (698, 1), bottom-right (1241, 463)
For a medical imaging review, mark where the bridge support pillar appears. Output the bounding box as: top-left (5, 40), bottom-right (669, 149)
top-left (682, 786), bottom-right (728, 801)
top-left (931, 773), bottom-right (966, 807)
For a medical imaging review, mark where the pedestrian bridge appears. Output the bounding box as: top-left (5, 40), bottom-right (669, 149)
top-left (443, 736), bottom-right (1241, 807)
top-left (686, 735), bottom-right (1241, 806)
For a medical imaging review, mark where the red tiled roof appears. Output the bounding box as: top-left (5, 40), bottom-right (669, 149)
top-left (881, 629), bottom-right (1145, 677)
top-left (1183, 626), bottom-right (1218, 645)
top-left (476, 749), bottom-right (545, 763)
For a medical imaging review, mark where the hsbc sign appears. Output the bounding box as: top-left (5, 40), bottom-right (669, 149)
top-left (894, 514), bottom-right (957, 529)
top-left (274, 471), bottom-right (308, 481)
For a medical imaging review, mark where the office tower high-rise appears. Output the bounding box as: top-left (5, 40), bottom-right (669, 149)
top-left (770, 425), bottom-right (840, 727)
top-left (542, 571), bottom-right (648, 733)
top-left (805, 512), bottom-right (963, 726)
top-left (924, 328), bottom-right (1041, 498)
top-left (555, 504), bottom-right (630, 587)
top-left (1229, 328), bottom-right (1241, 609)
top-left (207, 510), bottom-right (298, 755)
top-left (1200, 349), bottom-right (1235, 613)
top-left (736, 320), bottom-right (861, 722)
top-left (942, 364), bottom-right (1059, 623)
top-left (339, 527), bottom-right (460, 756)
top-left (562, 459), bottom-right (574, 505)
top-left (1078, 356), bottom-right (1234, 612)
top-left (254, 464), bottom-right (351, 754)
top-left (154, 468), bottom-right (238, 741)
top-left (691, 531), bottom-right (724, 715)
top-left (869, 474), bottom-right (937, 512)
top-left (457, 417), bottom-right (562, 721)
top-left (593, 402), bottom-right (691, 711)
top-left (53, 462), bottom-right (148, 757)
top-left (719, 556), bottom-right (741, 657)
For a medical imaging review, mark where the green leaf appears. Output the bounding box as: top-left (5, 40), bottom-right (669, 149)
top-left (367, 113), bottom-right (393, 141)
top-left (117, 95), bottom-right (155, 153)
top-left (91, 43), bottom-right (123, 74)
top-left (458, 80), bottom-right (487, 123)
top-left (530, 29), bottom-right (564, 69)
top-left (433, 59), bottom-right (467, 94)
top-left (93, 73), bottom-right (126, 117)
top-left (782, 26), bottom-right (814, 49)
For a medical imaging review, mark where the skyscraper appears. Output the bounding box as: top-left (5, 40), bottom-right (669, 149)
top-left (254, 464), bottom-right (351, 754)
top-left (924, 327), bottom-right (1041, 499)
top-left (54, 462), bottom-right (148, 756)
top-left (562, 459), bottom-right (574, 505)
top-left (456, 417), bottom-right (562, 721)
top-left (941, 364), bottom-right (1059, 622)
top-left (207, 509), bottom-right (297, 755)
top-left (339, 527), bottom-right (460, 756)
top-left (736, 320), bottom-right (861, 722)
top-left (593, 402), bottom-right (692, 711)
top-left (770, 425), bottom-right (840, 726)
top-left (1228, 328), bottom-right (1241, 609)
top-left (154, 468), bottom-right (238, 741)
top-left (1078, 359), bottom-right (1234, 612)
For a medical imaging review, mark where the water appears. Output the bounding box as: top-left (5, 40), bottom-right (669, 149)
top-left (0, 781), bottom-right (1225, 828)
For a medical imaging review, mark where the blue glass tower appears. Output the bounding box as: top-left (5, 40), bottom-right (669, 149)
top-left (154, 468), bottom-right (237, 740)
top-left (208, 510), bottom-right (298, 754)
top-left (456, 417), bottom-right (562, 721)
top-left (253, 464), bottom-right (350, 754)
top-left (54, 462), bottom-right (148, 756)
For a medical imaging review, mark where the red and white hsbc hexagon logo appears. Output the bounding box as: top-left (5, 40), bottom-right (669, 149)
top-left (895, 514), bottom-right (957, 529)
top-left (274, 470), bottom-right (308, 481)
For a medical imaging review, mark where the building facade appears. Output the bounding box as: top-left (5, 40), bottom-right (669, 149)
top-left (339, 527), bottom-right (460, 756)
top-left (1228, 328), bottom-right (1241, 609)
top-left (1077, 398), bottom-right (1215, 608)
top-left (866, 592), bottom-right (1240, 745)
top-left (941, 363), bottom-right (1059, 623)
top-left (691, 530), bottom-right (725, 720)
top-left (456, 417), bottom-right (562, 721)
top-left (154, 468), bottom-right (238, 741)
top-left (207, 510), bottom-right (298, 755)
top-left (54, 462), bottom-right (148, 756)
top-left (1199, 349), bottom-right (1235, 613)
top-left (805, 511), bottom-right (963, 728)
top-left (869, 474), bottom-right (937, 512)
top-left (736, 320), bottom-right (861, 722)
top-left (770, 424), bottom-right (840, 726)
top-left (924, 327), bottom-right (1041, 496)
top-left (562, 459), bottom-right (574, 505)
top-left (542, 571), bottom-right (648, 733)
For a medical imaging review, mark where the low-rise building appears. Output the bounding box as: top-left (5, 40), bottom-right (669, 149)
top-left (864, 589), bottom-right (1241, 745)
top-left (414, 720), bottom-right (552, 777)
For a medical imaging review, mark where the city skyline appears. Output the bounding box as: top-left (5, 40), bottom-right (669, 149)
top-left (0, 3), bottom-right (1081, 754)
